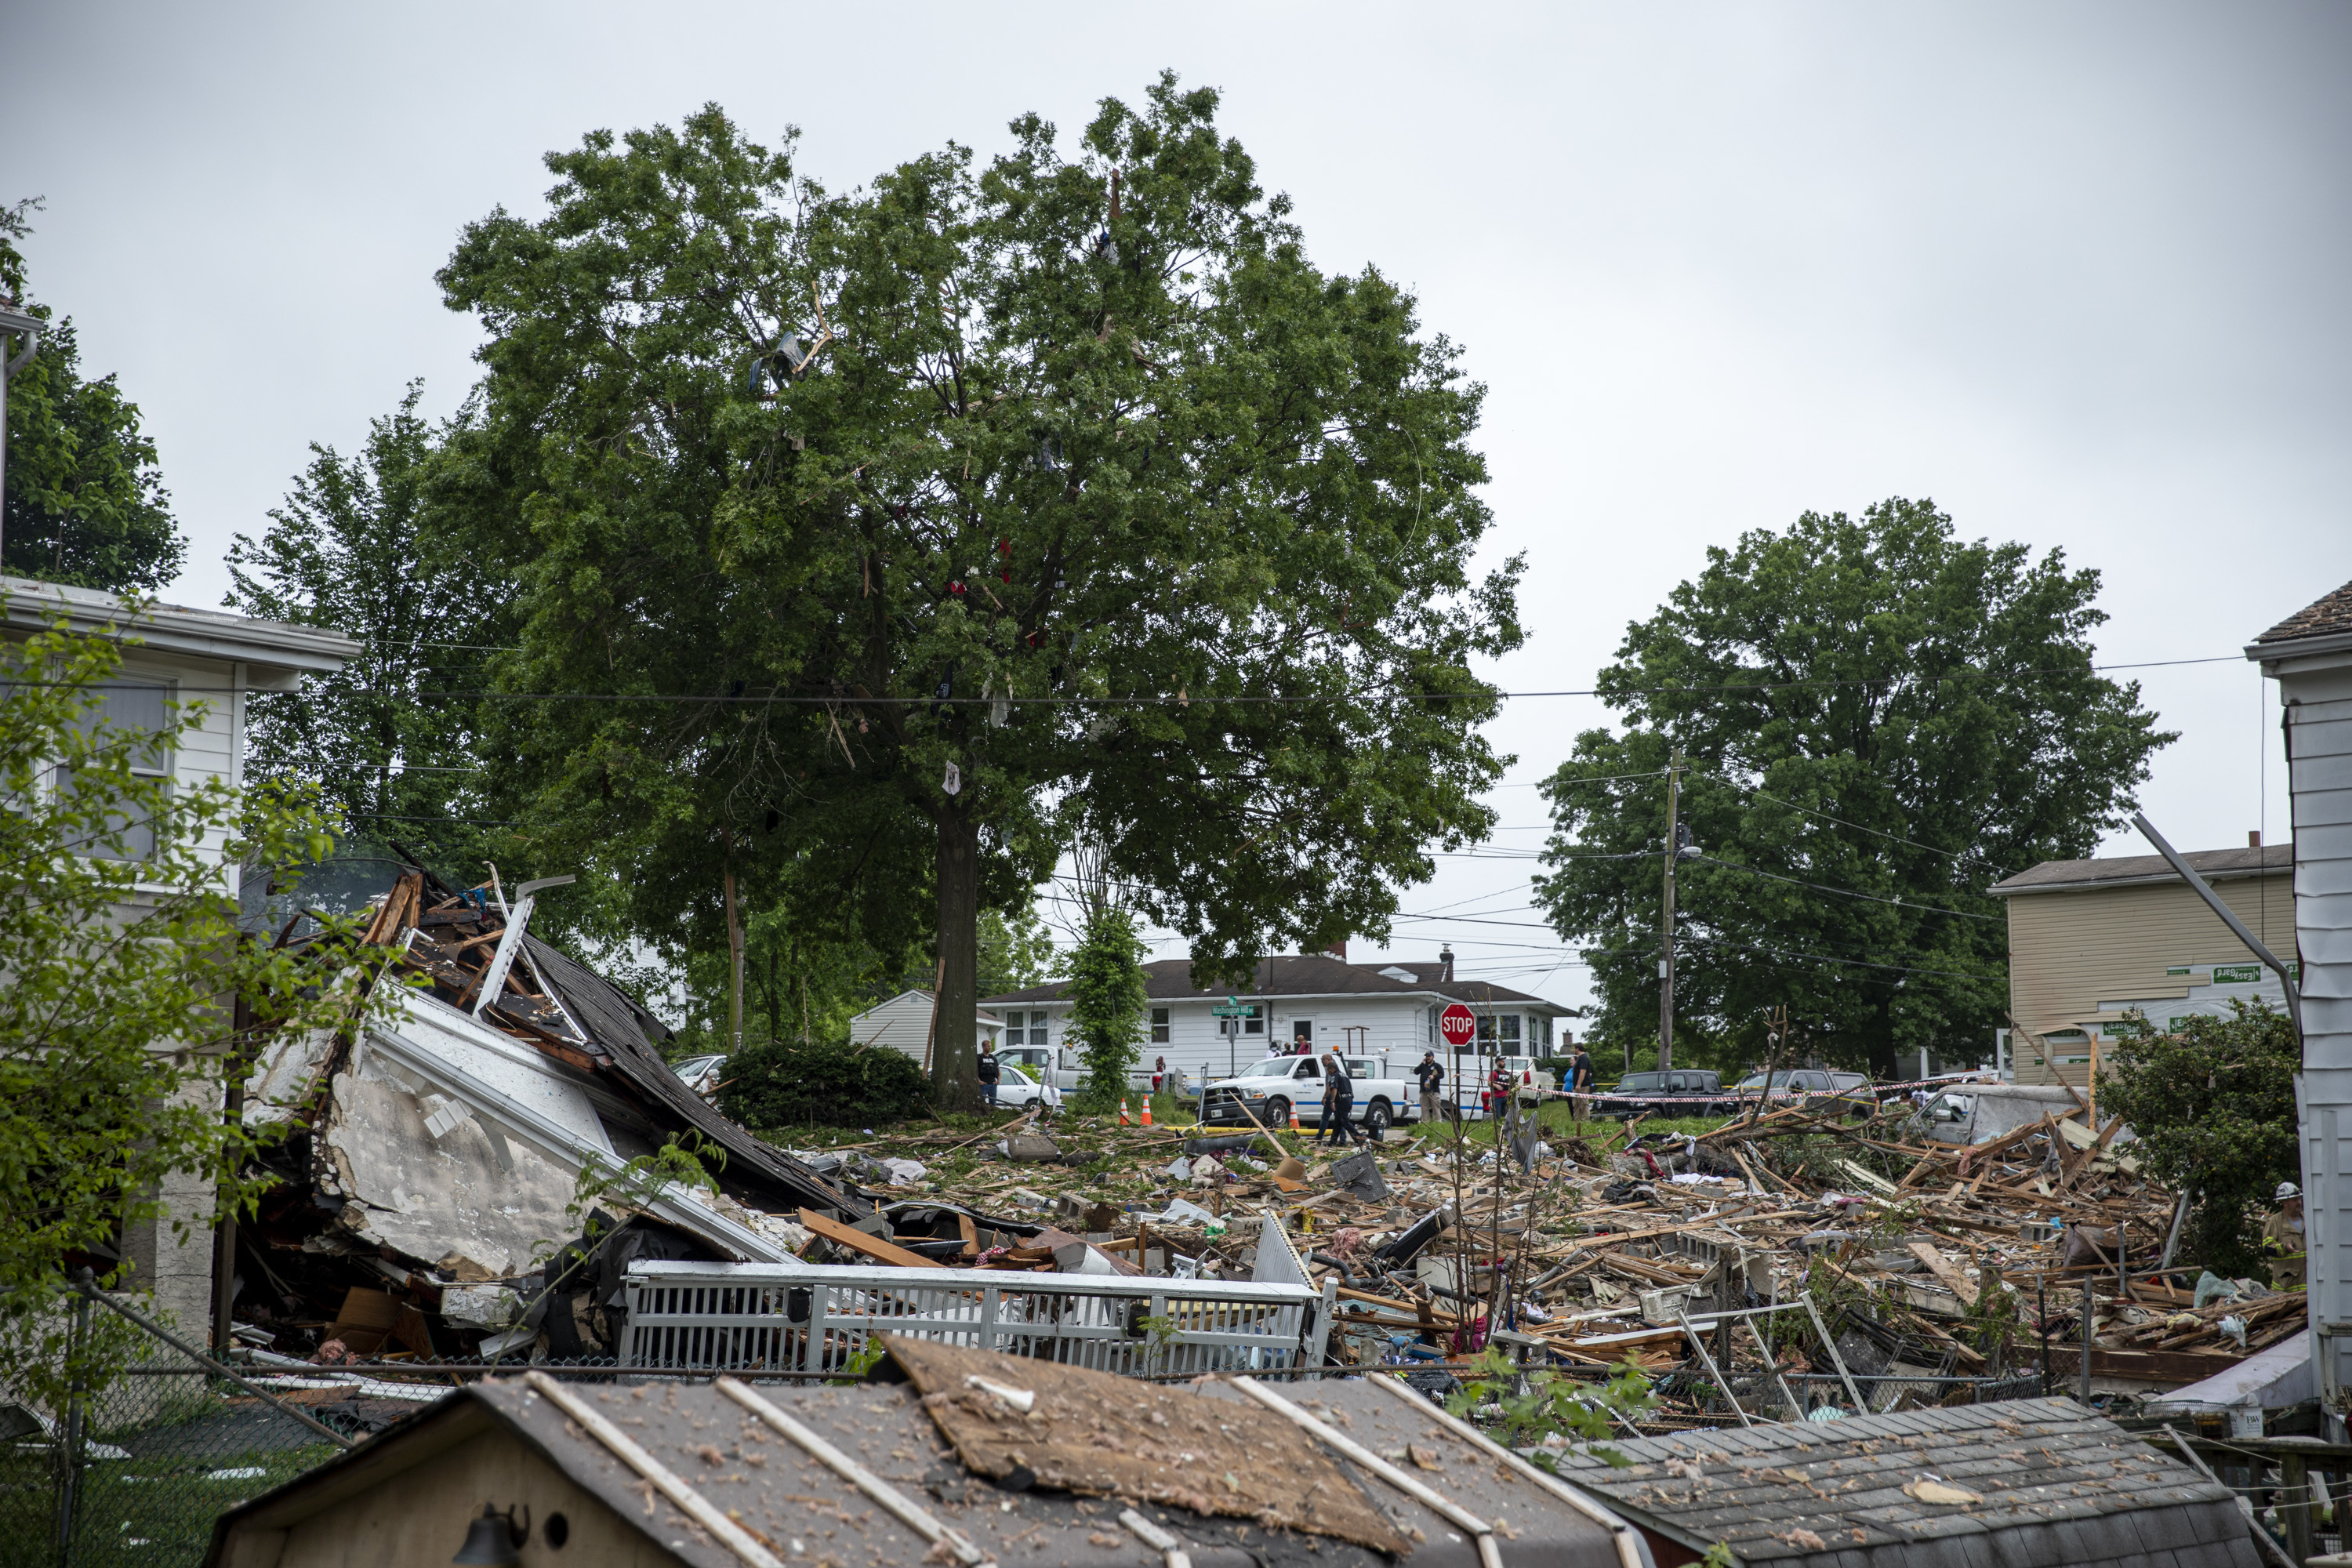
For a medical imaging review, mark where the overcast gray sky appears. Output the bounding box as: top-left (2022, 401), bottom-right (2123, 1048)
top-left (5, 2), bottom-right (2346, 1008)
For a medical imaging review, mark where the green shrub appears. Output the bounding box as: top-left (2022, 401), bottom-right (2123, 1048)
top-left (720, 1037), bottom-right (930, 1130)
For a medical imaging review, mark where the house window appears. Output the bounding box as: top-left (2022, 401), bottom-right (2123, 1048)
top-left (1243, 1005), bottom-right (1262, 1035)
top-left (1026, 1011), bottom-right (1049, 1046)
top-left (1497, 1016), bottom-right (1521, 1047)
top-left (1475, 1015), bottom-right (1494, 1050)
top-left (1150, 1007), bottom-right (1171, 1044)
top-left (60, 677), bottom-right (172, 861)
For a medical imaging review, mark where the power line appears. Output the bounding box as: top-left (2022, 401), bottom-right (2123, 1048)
top-left (1682, 854), bottom-right (2003, 923)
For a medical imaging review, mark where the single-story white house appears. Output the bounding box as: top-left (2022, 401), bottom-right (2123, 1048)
top-left (980, 946), bottom-right (1571, 1089)
top-left (848, 989), bottom-right (1007, 1070)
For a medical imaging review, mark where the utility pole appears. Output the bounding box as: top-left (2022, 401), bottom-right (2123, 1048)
top-left (1658, 754), bottom-right (1680, 1072)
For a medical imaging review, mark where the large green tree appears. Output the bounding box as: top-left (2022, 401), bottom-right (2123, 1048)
top-left (432, 75), bottom-right (1519, 1109)
top-left (223, 383), bottom-right (490, 868)
top-left (1532, 499), bottom-right (2172, 1078)
top-left (1, 200), bottom-right (186, 591)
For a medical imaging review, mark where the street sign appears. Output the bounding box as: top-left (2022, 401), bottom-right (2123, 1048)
top-left (1210, 1004), bottom-right (1256, 1018)
top-left (1439, 1004), bottom-right (1475, 1047)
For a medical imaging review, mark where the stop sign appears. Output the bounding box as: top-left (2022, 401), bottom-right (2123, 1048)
top-left (1439, 1004), bottom-right (1476, 1048)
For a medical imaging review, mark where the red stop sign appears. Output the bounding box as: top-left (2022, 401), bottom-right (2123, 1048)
top-left (1439, 1004), bottom-right (1476, 1048)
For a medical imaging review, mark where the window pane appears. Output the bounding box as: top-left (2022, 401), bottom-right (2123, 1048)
top-left (81, 680), bottom-right (172, 775)
top-left (1498, 1016), bottom-right (1521, 1044)
top-left (56, 767), bottom-right (161, 861)
top-left (1150, 1007), bottom-right (1170, 1044)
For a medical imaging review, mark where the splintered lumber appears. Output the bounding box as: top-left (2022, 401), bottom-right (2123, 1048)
top-left (1907, 1240), bottom-right (1980, 1308)
top-left (797, 1208), bottom-right (938, 1269)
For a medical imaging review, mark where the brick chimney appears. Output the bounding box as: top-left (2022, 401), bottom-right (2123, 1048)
top-left (1325, 940), bottom-right (1347, 962)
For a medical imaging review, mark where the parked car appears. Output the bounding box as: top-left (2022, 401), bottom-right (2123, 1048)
top-left (1493, 1055), bottom-right (1555, 1109)
top-left (1732, 1068), bottom-right (1875, 1117)
top-left (672, 1053), bottom-right (728, 1097)
top-left (993, 1062), bottom-right (1063, 1114)
top-left (1199, 1054), bottom-right (1418, 1134)
top-left (1603, 1069), bottom-right (1735, 1121)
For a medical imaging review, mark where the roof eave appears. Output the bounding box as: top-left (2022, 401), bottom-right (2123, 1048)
top-left (1988, 865), bottom-right (2288, 897)
top-left (2, 575), bottom-right (361, 675)
top-left (2247, 627), bottom-right (2352, 672)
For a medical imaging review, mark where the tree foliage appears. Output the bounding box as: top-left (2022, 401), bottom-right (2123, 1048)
top-left (223, 383), bottom-right (487, 867)
top-left (1533, 500), bottom-right (2172, 1077)
top-left (428, 75), bottom-right (1519, 1111)
top-left (1066, 906), bottom-right (1149, 1110)
top-left (2099, 1000), bottom-right (2298, 1277)
top-left (1, 200), bottom-right (186, 592)
top-left (0, 602), bottom-right (386, 1401)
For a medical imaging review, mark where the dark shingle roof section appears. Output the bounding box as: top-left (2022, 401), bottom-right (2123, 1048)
top-left (982, 953), bottom-right (1562, 1010)
top-left (1544, 1397), bottom-right (2256, 1567)
top-left (2255, 579), bottom-right (2352, 644)
top-left (1987, 843), bottom-right (2292, 897)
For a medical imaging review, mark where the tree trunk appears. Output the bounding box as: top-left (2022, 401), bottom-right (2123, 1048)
top-left (933, 808), bottom-right (981, 1111)
top-left (722, 844), bottom-right (745, 1051)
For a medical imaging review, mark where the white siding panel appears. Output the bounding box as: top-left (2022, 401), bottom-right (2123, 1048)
top-left (2286, 682), bottom-right (2352, 1406)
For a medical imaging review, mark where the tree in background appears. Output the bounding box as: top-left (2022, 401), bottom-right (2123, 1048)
top-left (1533, 500), bottom-right (2172, 1079)
top-left (2099, 1001), bottom-right (2298, 1278)
top-left (1065, 906), bottom-right (1149, 1112)
top-left (223, 383), bottom-right (490, 872)
top-left (0, 602), bottom-right (383, 1402)
top-left (978, 902), bottom-right (1056, 998)
top-left (431, 76), bottom-right (1518, 1112)
top-left (0, 199), bottom-right (185, 591)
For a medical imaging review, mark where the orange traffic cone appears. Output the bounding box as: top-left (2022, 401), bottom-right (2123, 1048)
top-left (1141, 1099), bottom-right (1153, 1127)
top-left (1119, 1098), bottom-right (1133, 1127)
top-left (1290, 1105), bottom-right (1302, 1133)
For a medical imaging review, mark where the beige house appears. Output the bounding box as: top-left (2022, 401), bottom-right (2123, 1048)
top-left (1988, 842), bottom-right (2297, 1086)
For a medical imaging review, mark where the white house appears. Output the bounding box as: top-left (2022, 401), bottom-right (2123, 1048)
top-left (980, 946), bottom-right (1571, 1089)
top-left (2249, 579), bottom-right (2352, 1425)
top-left (2, 575), bottom-right (360, 1337)
top-left (848, 989), bottom-right (1006, 1069)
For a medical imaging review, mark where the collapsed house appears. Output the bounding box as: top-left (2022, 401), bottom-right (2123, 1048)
top-left (227, 865), bottom-right (878, 1364)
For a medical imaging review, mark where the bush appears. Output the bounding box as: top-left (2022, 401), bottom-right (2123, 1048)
top-left (2098, 1000), bottom-right (2298, 1277)
top-left (719, 1037), bottom-right (930, 1130)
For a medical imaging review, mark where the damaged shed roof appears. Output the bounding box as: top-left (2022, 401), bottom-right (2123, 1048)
top-left (1543, 1396), bottom-right (2256, 1567)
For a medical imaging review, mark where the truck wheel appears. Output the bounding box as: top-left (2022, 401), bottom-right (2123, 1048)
top-left (1265, 1097), bottom-right (1292, 1128)
top-left (1363, 1100), bottom-right (1392, 1134)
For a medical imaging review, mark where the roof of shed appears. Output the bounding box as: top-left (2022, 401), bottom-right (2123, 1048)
top-left (983, 954), bottom-right (1564, 1011)
top-left (1544, 1396), bottom-right (2255, 1567)
top-left (1987, 843), bottom-right (2292, 896)
top-left (2252, 579), bottom-right (2352, 645)
top-left (209, 1352), bottom-right (1624, 1568)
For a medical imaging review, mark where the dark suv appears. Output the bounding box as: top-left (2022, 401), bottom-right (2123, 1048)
top-left (1603, 1069), bottom-right (1733, 1121)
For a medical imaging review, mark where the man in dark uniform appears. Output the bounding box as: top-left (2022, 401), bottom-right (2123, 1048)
top-left (1569, 1044), bottom-right (1595, 1126)
top-left (976, 1044), bottom-right (1001, 1108)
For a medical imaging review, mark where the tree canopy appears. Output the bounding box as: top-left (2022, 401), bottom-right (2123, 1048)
top-left (1, 201), bottom-right (187, 592)
top-left (431, 75), bottom-right (1520, 1105)
top-left (1532, 499), bottom-right (2172, 1077)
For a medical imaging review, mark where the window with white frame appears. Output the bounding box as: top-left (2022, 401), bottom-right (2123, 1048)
top-left (1150, 1007), bottom-right (1170, 1044)
top-left (60, 677), bottom-right (173, 861)
top-left (1026, 1011), bottom-right (1050, 1046)
top-left (1498, 1015), bottom-right (1521, 1047)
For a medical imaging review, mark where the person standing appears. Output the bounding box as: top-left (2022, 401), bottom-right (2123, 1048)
top-left (1568, 1044), bottom-right (1595, 1126)
top-left (1487, 1058), bottom-right (1514, 1122)
top-left (976, 1044), bottom-right (1001, 1109)
top-left (2265, 1181), bottom-right (2307, 1290)
top-left (1415, 1051), bottom-right (1447, 1123)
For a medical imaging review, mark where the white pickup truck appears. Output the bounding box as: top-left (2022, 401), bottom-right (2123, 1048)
top-left (1198, 1054), bottom-right (1421, 1135)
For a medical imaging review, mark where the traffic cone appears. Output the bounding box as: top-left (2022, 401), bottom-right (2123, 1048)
top-left (1290, 1105), bottom-right (1302, 1133)
top-left (1141, 1098), bottom-right (1153, 1127)
top-left (1119, 1098), bottom-right (1132, 1127)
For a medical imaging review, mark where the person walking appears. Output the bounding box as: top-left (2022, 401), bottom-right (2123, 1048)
top-left (1415, 1051), bottom-right (1447, 1124)
top-left (2265, 1181), bottom-right (2307, 1290)
top-left (1323, 1051), bottom-right (1362, 1146)
top-left (976, 1044), bottom-right (1001, 1109)
top-left (1568, 1045), bottom-right (1595, 1126)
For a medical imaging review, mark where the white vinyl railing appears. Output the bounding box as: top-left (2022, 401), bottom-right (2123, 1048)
top-left (620, 1259), bottom-right (1334, 1377)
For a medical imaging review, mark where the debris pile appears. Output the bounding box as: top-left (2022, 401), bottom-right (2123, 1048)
top-left (223, 869), bottom-right (2296, 1432)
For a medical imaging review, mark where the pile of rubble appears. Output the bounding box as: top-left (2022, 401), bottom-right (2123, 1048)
top-left (223, 866), bottom-right (2296, 1433)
